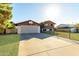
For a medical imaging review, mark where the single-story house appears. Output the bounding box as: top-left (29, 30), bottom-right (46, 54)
top-left (0, 28), bottom-right (17, 34)
top-left (56, 24), bottom-right (72, 32)
top-left (15, 20), bottom-right (56, 34)
top-left (40, 20), bottom-right (55, 32)
top-left (70, 28), bottom-right (77, 32)
top-left (56, 24), bottom-right (79, 32)
top-left (6, 29), bottom-right (17, 34)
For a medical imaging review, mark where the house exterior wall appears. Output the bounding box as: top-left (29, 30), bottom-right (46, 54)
top-left (16, 25), bottom-right (40, 34)
top-left (42, 28), bottom-right (54, 32)
top-left (40, 21), bottom-right (55, 32)
top-left (71, 28), bottom-right (76, 32)
top-left (71, 28), bottom-right (79, 32)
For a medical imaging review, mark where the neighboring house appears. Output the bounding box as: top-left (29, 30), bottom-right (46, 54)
top-left (71, 28), bottom-right (77, 32)
top-left (56, 24), bottom-right (71, 32)
top-left (0, 28), bottom-right (17, 34)
top-left (15, 20), bottom-right (40, 34)
top-left (71, 27), bottom-right (79, 33)
top-left (6, 29), bottom-right (17, 34)
top-left (40, 20), bottom-right (55, 32)
top-left (56, 24), bottom-right (78, 32)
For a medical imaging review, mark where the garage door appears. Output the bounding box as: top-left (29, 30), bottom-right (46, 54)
top-left (17, 25), bottom-right (40, 34)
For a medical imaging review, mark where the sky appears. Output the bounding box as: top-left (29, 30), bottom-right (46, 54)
top-left (11, 3), bottom-right (79, 26)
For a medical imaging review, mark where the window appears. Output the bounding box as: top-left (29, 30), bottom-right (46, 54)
top-left (51, 24), bottom-right (53, 26)
top-left (50, 29), bottom-right (52, 31)
top-left (45, 24), bottom-right (48, 26)
top-left (43, 29), bottom-right (46, 31)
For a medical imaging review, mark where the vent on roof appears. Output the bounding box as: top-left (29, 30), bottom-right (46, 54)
top-left (29, 21), bottom-right (33, 24)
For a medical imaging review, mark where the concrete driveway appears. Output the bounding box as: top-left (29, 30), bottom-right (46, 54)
top-left (20, 33), bottom-right (52, 40)
top-left (18, 33), bottom-right (79, 56)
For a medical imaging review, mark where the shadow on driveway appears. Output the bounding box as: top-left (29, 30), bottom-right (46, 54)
top-left (20, 33), bottom-right (52, 40)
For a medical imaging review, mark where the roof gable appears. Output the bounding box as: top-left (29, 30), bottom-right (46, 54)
top-left (40, 20), bottom-right (55, 24)
top-left (56, 24), bottom-right (74, 28)
top-left (15, 20), bottom-right (40, 26)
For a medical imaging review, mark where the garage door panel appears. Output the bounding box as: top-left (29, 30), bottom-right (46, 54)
top-left (17, 26), bottom-right (40, 34)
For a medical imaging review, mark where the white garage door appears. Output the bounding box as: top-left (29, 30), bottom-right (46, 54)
top-left (17, 25), bottom-right (40, 34)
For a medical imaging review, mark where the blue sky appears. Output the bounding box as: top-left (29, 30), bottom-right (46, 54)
top-left (11, 3), bottom-right (79, 25)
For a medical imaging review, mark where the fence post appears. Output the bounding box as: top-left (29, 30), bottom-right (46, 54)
top-left (69, 28), bottom-right (71, 39)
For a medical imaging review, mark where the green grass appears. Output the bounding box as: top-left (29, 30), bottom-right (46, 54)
top-left (43, 31), bottom-right (79, 41)
top-left (0, 34), bottom-right (20, 56)
top-left (42, 31), bottom-right (55, 35)
top-left (55, 32), bottom-right (79, 41)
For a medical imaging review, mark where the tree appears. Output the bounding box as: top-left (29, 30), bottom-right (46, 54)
top-left (6, 21), bottom-right (15, 29)
top-left (0, 3), bottom-right (12, 34)
top-left (74, 23), bottom-right (79, 32)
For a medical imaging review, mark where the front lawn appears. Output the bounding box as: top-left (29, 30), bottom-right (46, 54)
top-left (43, 31), bottom-right (79, 41)
top-left (55, 32), bottom-right (79, 41)
top-left (42, 31), bottom-right (55, 35)
top-left (0, 34), bottom-right (20, 56)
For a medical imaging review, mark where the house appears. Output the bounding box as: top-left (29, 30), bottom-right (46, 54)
top-left (6, 29), bottom-right (17, 34)
top-left (56, 24), bottom-right (78, 32)
top-left (71, 28), bottom-right (77, 32)
top-left (40, 20), bottom-right (55, 32)
top-left (15, 20), bottom-right (56, 34)
top-left (56, 24), bottom-right (72, 32)
top-left (15, 20), bottom-right (40, 34)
